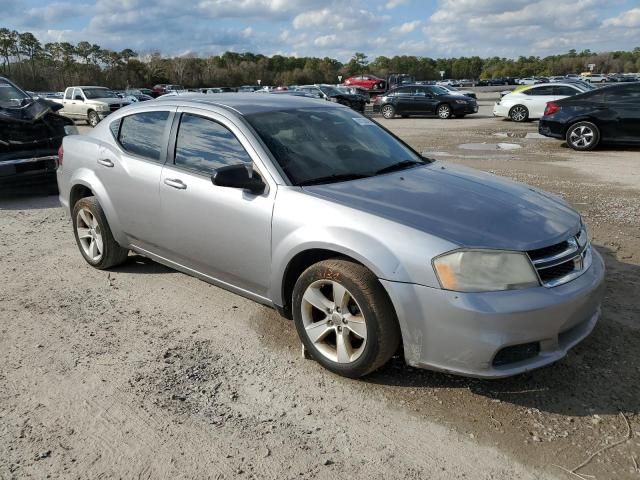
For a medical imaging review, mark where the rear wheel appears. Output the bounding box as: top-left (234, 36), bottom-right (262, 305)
top-left (566, 121), bottom-right (600, 151)
top-left (437, 103), bottom-right (452, 119)
top-left (381, 104), bottom-right (396, 119)
top-left (292, 259), bottom-right (400, 378)
top-left (72, 196), bottom-right (129, 269)
top-left (509, 105), bottom-right (529, 122)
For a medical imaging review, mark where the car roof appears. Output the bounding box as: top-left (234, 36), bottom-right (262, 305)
top-left (74, 86), bottom-right (109, 89)
top-left (153, 92), bottom-right (334, 115)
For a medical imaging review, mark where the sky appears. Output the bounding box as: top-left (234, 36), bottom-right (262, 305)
top-left (2, 0), bottom-right (640, 60)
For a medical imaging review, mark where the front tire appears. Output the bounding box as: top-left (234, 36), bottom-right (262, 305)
top-left (381, 104), bottom-right (396, 119)
top-left (72, 196), bottom-right (129, 269)
top-left (292, 259), bottom-right (400, 378)
top-left (509, 105), bottom-right (529, 122)
top-left (566, 121), bottom-right (600, 151)
top-left (437, 103), bottom-right (452, 119)
top-left (87, 110), bottom-right (99, 127)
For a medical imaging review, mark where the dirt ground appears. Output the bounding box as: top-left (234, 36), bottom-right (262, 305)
top-left (1, 93), bottom-right (639, 479)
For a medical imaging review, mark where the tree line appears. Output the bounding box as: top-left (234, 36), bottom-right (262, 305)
top-left (1, 28), bottom-right (639, 91)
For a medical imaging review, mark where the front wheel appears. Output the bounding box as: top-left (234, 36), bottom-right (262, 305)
top-left (72, 196), bottom-right (129, 269)
top-left (292, 259), bottom-right (401, 378)
top-left (566, 121), bottom-right (600, 151)
top-left (509, 105), bottom-right (529, 122)
top-left (437, 103), bottom-right (452, 119)
top-left (87, 110), bottom-right (100, 127)
top-left (381, 104), bottom-right (396, 119)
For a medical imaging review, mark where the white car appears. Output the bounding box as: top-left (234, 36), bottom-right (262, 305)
top-left (437, 85), bottom-right (477, 99)
top-left (518, 77), bottom-right (537, 85)
top-left (582, 74), bottom-right (607, 83)
top-left (493, 83), bottom-right (587, 122)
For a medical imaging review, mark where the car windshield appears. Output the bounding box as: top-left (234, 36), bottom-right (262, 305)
top-left (0, 79), bottom-right (32, 107)
top-left (319, 85), bottom-right (342, 96)
top-left (246, 107), bottom-right (425, 186)
top-left (83, 88), bottom-right (118, 99)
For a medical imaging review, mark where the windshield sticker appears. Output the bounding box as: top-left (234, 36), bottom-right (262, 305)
top-left (352, 117), bottom-right (374, 126)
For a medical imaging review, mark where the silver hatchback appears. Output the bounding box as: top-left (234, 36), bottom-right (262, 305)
top-left (57, 94), bottom-right (604, 378)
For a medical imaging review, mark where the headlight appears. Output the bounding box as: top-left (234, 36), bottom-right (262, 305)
top-left (97, 104), bottom-right (110, 112)
top-left (64, 125), bottom-right (79, 135)
top-left (454, 99), bottom-right (469, 104)
top-left (433, 250), bottom-right (539, 292)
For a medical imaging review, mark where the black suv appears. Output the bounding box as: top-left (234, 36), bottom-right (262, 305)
top-left (373, 84), bottom-right (478, 119)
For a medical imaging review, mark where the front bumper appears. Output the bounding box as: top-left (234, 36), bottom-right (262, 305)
top-left (381, 248), bottom-right (605, 378)
top-left (0, 155), bottom-right (59, 184)
top-left (493, 102), bottom-right (510, 118)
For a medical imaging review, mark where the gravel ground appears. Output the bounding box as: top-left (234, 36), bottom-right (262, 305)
top-left (1, 94), bottom-right (639, 479)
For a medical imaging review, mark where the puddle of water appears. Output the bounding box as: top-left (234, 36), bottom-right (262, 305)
top-left (492, 132), bottom-right (548, 140)
top-left (458, 143), bottom-right (522, 151)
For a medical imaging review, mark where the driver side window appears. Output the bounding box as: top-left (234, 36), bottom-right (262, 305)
top-left (174, 113), bottom-right (252, 175)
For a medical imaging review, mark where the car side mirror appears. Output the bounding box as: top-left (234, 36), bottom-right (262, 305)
top-left (212, 164), bottom-right (266, 195)
top-left (74, 95), bottom-right (83, 101)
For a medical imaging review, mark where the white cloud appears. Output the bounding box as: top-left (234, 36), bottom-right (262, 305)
top-left (386, 0), bottom-right (408, 9)
top-left (391, 20), bottom-right (420, 34)
top-left (293, 8), bottom-right (387, 31)
top-left (314, 34), bottom-right (337, 47)
top-left (603, 8), bottom-right (640, 28)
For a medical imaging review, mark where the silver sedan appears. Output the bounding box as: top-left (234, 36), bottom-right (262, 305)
top-left (56, 94), bottom-right (604, 378)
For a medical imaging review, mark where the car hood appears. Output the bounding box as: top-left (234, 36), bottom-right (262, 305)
top-left (303, 162), bottom-right (580, 251)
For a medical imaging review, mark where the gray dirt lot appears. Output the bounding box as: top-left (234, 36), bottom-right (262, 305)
top-left (1, 92), bottom-right (639, 479)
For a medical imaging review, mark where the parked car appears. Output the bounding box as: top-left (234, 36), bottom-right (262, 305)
top-left (373, 84), bottom-right (478, 119)
top-left (436, 85), bottom-right (477, 99)
top-left (487, 77), bottom-right (517, 86)
top-left (123, 89), bottom-right (153, 102)
top-left (336, 85), bottom-right (370, 104)
top-left (151, 84), bottom-right (185, 97)
top-left (0, 76), bottom-right (75, 189)
top-left (387, 73), bottom-right (415, 90)
top-left (539, 83), bottom-right (640, 150)
top-left (343, 75), bottom-right (386, 92)
top-left (582, 74), bottom-right (607, 83)
top-left (54, 86), bottom-right (130, 127)
top-left (238, 85), bottom-right (262, 92)
top-left (296, 85), bottom-right (366, 112)
top-left (57, 94), bottom-right (604, 379)
top-left (493, 83), bottom-right (589, 122)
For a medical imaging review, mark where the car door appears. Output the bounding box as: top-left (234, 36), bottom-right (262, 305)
top-left (95, 107), bottom-right (175, 249)
top-left (607, 87), bottom-right (640, 142)
top-left (411, 86), bottom-right (436, 114)
top-left (394, 86), bottom-right (419, 114)
top-left (521, 85), bottom-right (556, 118)
top-left (62, 88), bottom-right (78, 118)
top-left (157, 108), bottom-right (275, 298)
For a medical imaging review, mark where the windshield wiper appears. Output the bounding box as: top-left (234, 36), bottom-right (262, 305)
top-left (297, 173), bottom-right (371, 186)
top-left (374, 160), bottom-right (424, 176)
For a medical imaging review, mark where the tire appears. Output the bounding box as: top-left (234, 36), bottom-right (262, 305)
top-left (381, 104), bottom-right (396, 119)
top-left (566, 121), bottom-right (600, 151)
top-left (509, 105), bottom-right (529, 122)
top-left (436, 103), bottom-right (452, 119)
top-left (87, 110), bottom-right (99, 127)
top-left (292, 259), bottom-right (401, 378)
top-left (72, 196), bottom-right (129, 269)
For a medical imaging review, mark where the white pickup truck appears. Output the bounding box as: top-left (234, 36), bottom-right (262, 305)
top-left (54, 86), bottom-right (130, 126)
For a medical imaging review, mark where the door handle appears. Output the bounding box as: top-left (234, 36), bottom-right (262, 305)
top-left (97, 158), bottom-right (114, 167)
top-left (164, 178), bottom-right (187, 190)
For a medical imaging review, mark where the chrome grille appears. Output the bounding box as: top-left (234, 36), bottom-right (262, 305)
top-left (528, 227), bottom-right (591, 287)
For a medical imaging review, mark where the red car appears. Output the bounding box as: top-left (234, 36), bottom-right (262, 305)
top-left (344, 75), bottom-right (386, 91)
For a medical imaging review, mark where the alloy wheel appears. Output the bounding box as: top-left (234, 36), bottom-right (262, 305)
top-left (301, 279), bottom-right (367, 364)
top-left (569, 125), bottom-right (595, 148)
top-left (437, 104), bottom-right (451, 119)
top-left (381, 105), bottom-right (395, 119)
top-left (510, 106), bottom-right (527, 122)
top-left (76, 208), bottom-right (103, 262)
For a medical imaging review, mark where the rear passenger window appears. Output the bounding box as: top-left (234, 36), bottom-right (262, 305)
top-left (118, 111), bottom-right (169, 161)
top-left (174, 113), bottom-right (251, 174)
top-left (109, 118), bottom-right (121, 139)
